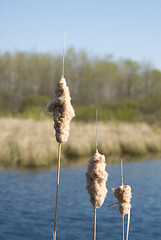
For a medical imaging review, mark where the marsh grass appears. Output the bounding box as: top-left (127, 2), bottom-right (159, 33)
top-left (0, 118), bottom-right (161, 167)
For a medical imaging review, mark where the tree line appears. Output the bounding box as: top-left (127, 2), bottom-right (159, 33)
top-left (0, 48), bottom-right (161, 114)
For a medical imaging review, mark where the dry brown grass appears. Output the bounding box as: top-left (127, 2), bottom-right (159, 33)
top-left (0, 117), bottom-right (161, 167)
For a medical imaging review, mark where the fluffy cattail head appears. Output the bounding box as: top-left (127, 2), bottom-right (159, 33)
top-left (113, 185), bottom-right (132, 215)
top-left (86, 150), bottom-right (108, 208)
top-left (46, 77), bottom-right (75, 143)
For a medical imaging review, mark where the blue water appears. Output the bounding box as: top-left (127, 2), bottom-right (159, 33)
top-left (0, 159), bottom-right (161, 240)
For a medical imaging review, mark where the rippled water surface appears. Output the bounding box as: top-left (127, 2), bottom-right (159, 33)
top-left (0, 159), bottom-right (161, 240)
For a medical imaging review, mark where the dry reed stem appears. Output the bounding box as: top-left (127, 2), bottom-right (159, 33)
top-left (126, 210), bottom-right (130, 240)
top-left (108, 202), bottom-right (119, 207)
top-left (121, 160), bottom-right (124, 240)
top-left (121, 159), bottom-right (123, 186)
top-left (53, 143), bottom-right (61, 240)
top-left (94, 207), bottom-right (96, 240)
top-left (122, 215), bottom-right (125, 240)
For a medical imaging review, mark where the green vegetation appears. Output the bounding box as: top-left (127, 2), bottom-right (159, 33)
top-left (1, 93), bottom-right (161, 123)
top-left (0, 49), bottom-right (161, 124)
top-left (75, 94), bottom-right (161, 123)
top-left (0, 50), bottom-right (161, 168)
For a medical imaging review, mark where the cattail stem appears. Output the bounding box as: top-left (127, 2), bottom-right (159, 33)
top-left (108, 202), bottom-right (119, 207)
top-left (122, 215), bottom-right (124, 240)
top-left (113, 160), bottom-right (131, 240)
top-left (121, 159), bottom-right (123, 186)
top-left (62, 32), bottom-right (66, 78)
top-left (121, 159), bottom-right (124, 240)
top-left (94, 207), bottom-right (96, 240)
top-left (95, 109), bottom-right (98, 151)
top-left (53, 143), bottom-right (61, 240)
top-left (126, 210), bottom-right (130, 240)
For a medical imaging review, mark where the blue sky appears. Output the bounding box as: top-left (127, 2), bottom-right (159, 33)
top-left (0, 0), bottom-right (161, 69)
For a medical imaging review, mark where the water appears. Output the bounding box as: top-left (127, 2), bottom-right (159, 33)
top-left (0, 159), bottom-right (161, 240)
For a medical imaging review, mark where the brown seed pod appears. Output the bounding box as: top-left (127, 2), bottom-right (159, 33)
top-left (113, 185), bottom-right (132, 215)
top-left (86, 149), bottom-right (108, 208)
top-left (46, 77), bottom-right (75, 143)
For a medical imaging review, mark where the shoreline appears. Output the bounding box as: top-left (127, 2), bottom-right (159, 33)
top-left (0, 153), bottom-right (161, 171)
top-left (1, 117), bottom-right (161, 168)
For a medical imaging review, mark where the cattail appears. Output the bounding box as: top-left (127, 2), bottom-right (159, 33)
top-left (86, 110), bottom-right (108, 240)
top-left (46, 76), bottom-right (75, 143)
top-left (113, 185), bottom-right (132, 215)
top-left (86, 149), bottom-right (108, 208)
top-left (109, 160), bottom-right (132, 240)
top-left (46, 33), bottom-right (75, 240)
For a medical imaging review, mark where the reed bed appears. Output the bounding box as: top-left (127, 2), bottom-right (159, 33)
top-left (1, 117), bottom-right (161, 167)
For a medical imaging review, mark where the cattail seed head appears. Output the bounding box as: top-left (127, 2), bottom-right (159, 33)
top-left (46, 77), bottom-right (75, 143)
top-left (113, 185), bottom-right (132, 215)
top-left (86, 150), bottom-right (108, 208)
